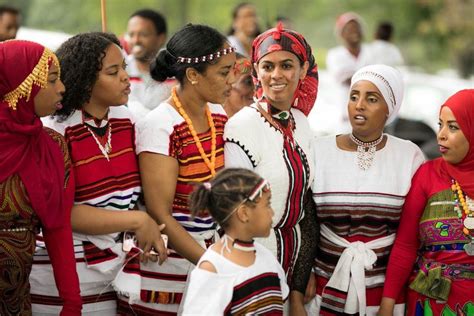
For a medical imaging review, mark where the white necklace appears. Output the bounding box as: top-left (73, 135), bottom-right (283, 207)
top-left (350, 133), bottom-right (384, 171)
top-left (85, 123), bottom-right (112, 161)
top-left (220, 234), bottom-right (256, 254)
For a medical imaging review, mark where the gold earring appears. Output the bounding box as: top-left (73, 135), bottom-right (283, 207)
top-left (191, 80), bottom-right (198, 85)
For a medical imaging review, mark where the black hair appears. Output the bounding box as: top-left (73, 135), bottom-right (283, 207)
top-left (227, 2), bottom-right (261, 37)
top-left (150, 23), bottom-right (227, 85)
top-left (54, 32), bottom-right (121, 120)
top-left (129, 9), bottom-right (167, 35)
top-left (0, 5), bottom-right (20, 16)
top-left (235, 52), bottom-right (246, 60)
top-left (189, 168), bottom-right (263, 229)
top-left (375, 22), bottom-right (394, 41)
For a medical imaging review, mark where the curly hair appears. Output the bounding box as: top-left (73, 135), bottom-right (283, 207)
top-left (54, 32), bottom-right (121, 121)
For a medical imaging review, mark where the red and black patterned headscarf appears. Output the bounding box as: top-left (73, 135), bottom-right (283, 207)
top-left (251, 23), bottom-right (318, 116)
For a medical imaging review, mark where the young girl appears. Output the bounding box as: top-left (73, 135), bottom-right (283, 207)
top-left (181, 168), bottom-right (289, 315)
top-left (29, 32), bottom-right (166, 316)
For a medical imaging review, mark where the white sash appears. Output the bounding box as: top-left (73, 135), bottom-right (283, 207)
top-left (320, 224), bottom-right (395, 315)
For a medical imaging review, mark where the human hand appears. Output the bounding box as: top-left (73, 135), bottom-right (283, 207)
top-left (134, 213), bottom-right (168, 264)
top-left (304, 272), bottom-right (316, 304)
top-left (289, 291), bottom-right (307, 316)
top-left (377, 298), bottom-right (395, 316)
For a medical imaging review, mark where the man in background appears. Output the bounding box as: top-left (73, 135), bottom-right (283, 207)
top-left (369, 21), bottom-right (404, 66)
top-left (125, 9), bottom-right (174, 118)
top-left (0, 6), bottom-right (20, 42)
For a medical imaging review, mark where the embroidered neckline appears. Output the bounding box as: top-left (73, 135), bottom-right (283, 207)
top-left (256, 102), bottom-right (295, 143)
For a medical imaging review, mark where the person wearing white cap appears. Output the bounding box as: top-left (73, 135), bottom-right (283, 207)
top-left (326, 12), bottom-right (374, 133)
top-left (306, 64), bottom-right (425, 315)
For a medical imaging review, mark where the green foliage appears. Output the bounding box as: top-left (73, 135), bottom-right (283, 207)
top-left (5, 0), bottom-right (473, 76)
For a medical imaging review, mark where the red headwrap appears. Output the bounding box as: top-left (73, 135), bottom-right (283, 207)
top-left (434, 89), bottom-right (474, 197)
top-left (0, 40), bottom-right (66, 229)
top-left (251, 23), bottom-right (318, 116)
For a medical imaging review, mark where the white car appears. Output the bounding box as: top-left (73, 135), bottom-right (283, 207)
top-left (16, 27), bottom-right (71, 51)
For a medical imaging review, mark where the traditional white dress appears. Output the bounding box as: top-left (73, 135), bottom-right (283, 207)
top-left (309, 134), bottom-right (424, 315)
top-left (113, 102), bottom-right (227, 314)
top-left (181, 242), bottom-right (289, 315)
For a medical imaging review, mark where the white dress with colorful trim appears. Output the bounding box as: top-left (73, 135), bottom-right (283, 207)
top-left (114, 101), bottom-right (227, 315)
top-left (181, 242), bottom-right (289, 315)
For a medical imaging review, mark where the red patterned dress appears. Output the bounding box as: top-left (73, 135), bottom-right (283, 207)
top-left (0, 128), bottom-right (73, 315)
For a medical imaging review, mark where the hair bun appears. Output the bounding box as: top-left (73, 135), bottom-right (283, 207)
top-left (150, 49), bottom-right (176, 82)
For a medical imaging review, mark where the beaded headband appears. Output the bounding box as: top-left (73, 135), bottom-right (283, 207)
top-left (3, 47), bottom-right (60, 111)
top-left (176, 46), bottom-right (236, 64)
top-left (221, 179), bottom-right (271, 224)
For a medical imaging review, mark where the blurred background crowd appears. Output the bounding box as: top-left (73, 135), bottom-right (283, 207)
top-left (3, 0), bottom-right (474, 158)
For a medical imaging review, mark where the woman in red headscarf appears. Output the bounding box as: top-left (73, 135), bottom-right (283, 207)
top-left (380, 89), bottom-right (474, 315)
top-left (0, 40), bottom-right (81, 315)
top-left (224, 23), bottom-right (318, 314)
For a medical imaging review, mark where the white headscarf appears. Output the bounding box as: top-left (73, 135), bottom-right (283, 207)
top-left (350, 64), bottom-right (403, 125)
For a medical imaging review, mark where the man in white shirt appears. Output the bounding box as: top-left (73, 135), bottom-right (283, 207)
top-left (125, 9), bottom-right (175, 118)
top-left (369, 21), bottom-right (404, 67)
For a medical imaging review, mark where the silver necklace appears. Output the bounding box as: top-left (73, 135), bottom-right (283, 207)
top-left (350, 133), bottom-right (384, 171)
top-left (85, 123), bottom-right (112, 161)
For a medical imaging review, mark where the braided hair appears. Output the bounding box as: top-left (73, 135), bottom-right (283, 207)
top-left (189, 168), bottom-right (263, 229)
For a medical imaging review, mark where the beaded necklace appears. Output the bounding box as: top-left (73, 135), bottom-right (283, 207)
top-left (349, 133), bottom-right (384, 171)
top-left (171, 87), bottom-right (217, 176)
top-left (451, 179), bottom-right (474, 255)
top-left (85, 123), bottom-right (112, 161)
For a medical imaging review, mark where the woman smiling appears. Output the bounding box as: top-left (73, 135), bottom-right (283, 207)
top-left (224, 23), bottom-right (319, 314)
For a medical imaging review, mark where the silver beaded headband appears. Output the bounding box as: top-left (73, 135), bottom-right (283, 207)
top-left (176, 46), bottom-right (236, 64)
top-left (352, 71), bottom-right (396, 110)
